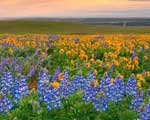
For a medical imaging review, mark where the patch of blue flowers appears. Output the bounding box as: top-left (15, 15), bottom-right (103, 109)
top-left (37, 69), bottom-right (150, 120)
top-left (0, 69), bottom-right (29, 113)
top-left (0, 68), bottom-right (150, 120)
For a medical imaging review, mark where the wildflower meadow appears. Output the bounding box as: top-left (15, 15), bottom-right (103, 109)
top-left (0, 34), bottom-right (150, 119)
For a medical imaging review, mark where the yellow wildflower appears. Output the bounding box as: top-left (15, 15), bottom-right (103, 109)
top-left (143, 56), bottom-right (148, 60)
top-left (8, 48), bottom-right (14, 56)
top-left (137, 82), bottom-right (142, 88)
top-left (51, 81), bottom-right (60, 88)
top-left (58, 73), bottom-right (63, 81)
top-left (91, 80), bottom-right (99, 87)
top-left (71, 60), bottom-right (75, 65)
top-left (59, 49), bottom-right (64, 54)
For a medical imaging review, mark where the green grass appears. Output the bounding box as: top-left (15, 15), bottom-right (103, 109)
top-left (0, 20), bottom-right (150, 34)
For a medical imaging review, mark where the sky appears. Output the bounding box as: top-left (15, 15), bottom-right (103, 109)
top-left (0, 0), bottom-right (150, 18)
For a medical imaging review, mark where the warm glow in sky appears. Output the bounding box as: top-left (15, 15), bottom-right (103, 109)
top-left (0, 0), bottom-right (150, 18)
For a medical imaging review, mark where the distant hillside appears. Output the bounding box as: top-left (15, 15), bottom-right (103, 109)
top-left (81, 18), bottom-right (150, 26)
top-left (0, 21), bottom-right (94, 34)
top-left (0, 20), bottom-right (150, 34)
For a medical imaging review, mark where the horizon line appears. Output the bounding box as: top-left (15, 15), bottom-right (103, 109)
top-left (1, 16), bottom-right (150, 20)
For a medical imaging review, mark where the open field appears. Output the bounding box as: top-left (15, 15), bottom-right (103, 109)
top-left (0, 19), bottom-right (150, 120)
top-left (1, 20), bottom-right (150, 34)
top-left (0, 33), bottom-right (150, 120)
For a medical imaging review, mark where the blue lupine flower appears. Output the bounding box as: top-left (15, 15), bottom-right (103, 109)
top-left (37, 69), bottom-right (50, 103)
top-left (90, 73), bottom-right (109, 112)
top-left (44, 88), bottom-right (61, 111)
top-left (85, 71), bottom-right (97, 88)
top-left (82, 85), bottom-right (98, 102)
top-left (106, 83), bottom-right (116, 102)
top-left (14, 63), bottom-right (22, 73)
top-left (52, 67), bottom-right (61, 81)
top-left (59, 70), bottom-right (73, 97)
top-left (1, 70), bottom-right (14, 95)
top-left (0, 66), bottom-right (149, 115)
top-left (0, 93), bottom-right (13, 113)
top-left (37, 69), bottom-right (62, 111)
top-left (140, 104), bottom-right (150, 120)
top-left (28, 65), bottom-right (35, 77)
top-left (92, 96), bottom-right (108, 112)
top-left (107, 76), bottom-right (125, 102)
top-left (0, 59), bottom-right (8, 72)
top-left (126, 75), bottom-right (137, 96)
top-left (99, 73), bottom-right (125, 103)
top-left (1, 43), bottom-right (15, 48)
top-left (82, 71), bottom-right (99, 102)
top-left (45, 42), bottom-right (52, 48)
top-left (99, 73), bottom-right (112, 95)
top-left (71, 73), bottom-right (85, 91)
top-left (14, 75), bottom-right (29, 103)
top-left (130, 90), bottom-right (144, 113)
top-left (10, 59), bottom-right (19, 72)
top-left (146, 88), bottom-right (150, 97)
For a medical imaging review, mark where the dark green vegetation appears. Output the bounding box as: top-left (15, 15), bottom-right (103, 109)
top-left (0, 20), bottom-right (150, 34)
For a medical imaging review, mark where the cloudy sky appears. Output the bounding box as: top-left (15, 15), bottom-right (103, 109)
top-left (0, 0), bottom-right (150, 18)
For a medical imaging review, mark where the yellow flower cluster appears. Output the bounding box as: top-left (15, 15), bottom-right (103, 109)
top-left (1, 34), bottom-right (150, 86)
top-left (136, 74), bottom-right (145, 88)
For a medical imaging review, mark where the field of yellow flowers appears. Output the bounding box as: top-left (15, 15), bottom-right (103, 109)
top-left (0, 34), bottom-right (150, 120)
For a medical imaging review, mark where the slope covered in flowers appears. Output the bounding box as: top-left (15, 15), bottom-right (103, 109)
top-left (0, 34), bottom-right (150, 120)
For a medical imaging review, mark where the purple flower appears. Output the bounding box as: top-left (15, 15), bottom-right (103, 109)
top-left (74, 38), bottom-right (80, 43)
top-left (52, 67), bottom-right (61, 81)
top-left (34, 47), bottom-right (39, 56)
top-left (131, 53), bottom-right (138, 59)
top-left (141, 44), bottom-right (145, 52)
top-left (48, 34), bottom-right (59, 40)
top-left (28, 65), bottom-right (35, 77)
